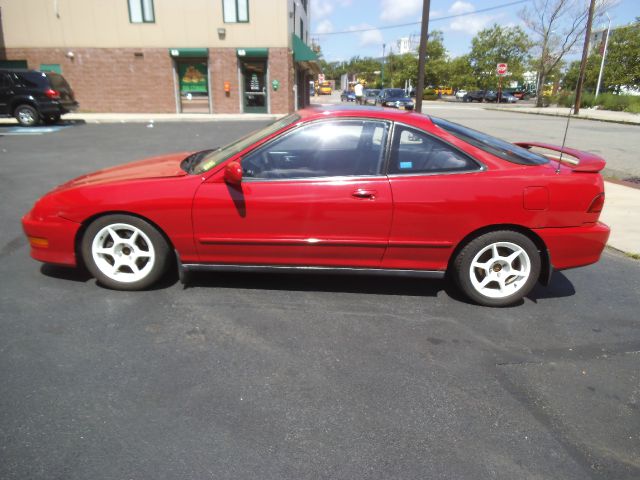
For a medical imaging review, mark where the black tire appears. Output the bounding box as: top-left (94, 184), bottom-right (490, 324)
top-left (43, 113), bottom-right (61, 125)
top-left (14, 104), bottom-right (40, 127)
top-left (452, 230), bottom-right (541, 307)
top-left (81, 214), bottom-right (171, 290)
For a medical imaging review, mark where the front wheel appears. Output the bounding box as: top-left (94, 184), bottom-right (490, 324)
top-left (81, 214), bottom-right (171, 290)
top-left (452, 230), bottom-right (541, 307)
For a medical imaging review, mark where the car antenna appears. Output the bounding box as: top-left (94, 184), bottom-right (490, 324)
top-left (556, 78), bottom-right (582, 175)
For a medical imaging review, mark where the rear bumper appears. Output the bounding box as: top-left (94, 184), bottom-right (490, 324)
top-left (535, 222), bottom-right (610, 270)
top-left (22, 211), bottom-right (81, 267)
top-left (38, 100), bottom-right (79, 115)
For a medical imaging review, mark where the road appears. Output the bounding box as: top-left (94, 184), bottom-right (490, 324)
top-left (314, 91), bottom-right (640, 178)
top-left (1, 119), bottom-right (639, 480)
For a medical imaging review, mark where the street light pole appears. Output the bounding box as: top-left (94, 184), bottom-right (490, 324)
top-left (595, 13), bottom-right (611, 99)
top-left (415, 0), bottom-right (431, 113)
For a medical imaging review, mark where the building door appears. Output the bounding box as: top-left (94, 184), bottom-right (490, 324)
top-left (241, 60), bottom-right (267, 113)
top-left (177, 59), bottom-right (210, 113)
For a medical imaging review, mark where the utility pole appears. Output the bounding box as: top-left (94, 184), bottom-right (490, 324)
top-left (381, 43), bottom-right (386, 88)
top-left (414, 0), bottom-right (431, 113)
top-left (574, 0), bottom-right (596, 115)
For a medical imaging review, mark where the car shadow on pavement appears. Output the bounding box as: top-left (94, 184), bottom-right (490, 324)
top-left (185, 270), bottom-right (448, 298)
top-left (527, 271), bottom-right (576, 302)
top-left (40, 264), bottom-right (92, 283)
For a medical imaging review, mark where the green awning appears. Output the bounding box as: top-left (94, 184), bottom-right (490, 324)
top-left (292, 34), bottom-right (318, 62)
top-left (169, 48), bottom-right (209, 58)
top-left (236, 48), bottom-right (268, 58)
top-left (0, 60), bottom-right (28, 69)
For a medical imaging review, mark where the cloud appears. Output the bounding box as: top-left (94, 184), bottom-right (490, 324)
top-left (449, 1), bottom-right (475, 15)
top-left (445, 1), bottom-right (498, 34)
top-left (379, 0), bottom-right (423, 22)
top-left (348, 24), bottom-right (384, 47)
top-left (311, 0), bottom-right (333, 19)
top-left (315, 19), bottom-right (334, 34)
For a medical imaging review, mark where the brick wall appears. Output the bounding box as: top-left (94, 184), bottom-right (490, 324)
top-left (268, 47), bottom-right (294, 114)
top-left (209, 48), bottom-right (240, 114)
top-left (5, 47), bottom-right (176, 113)
top-left (4, 46), bottom-right (297, 114)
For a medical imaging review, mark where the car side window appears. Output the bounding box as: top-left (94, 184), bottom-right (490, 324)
top-left (389, 125), bottom-right (479, 174)
top-left (241, 120), bottom-right (389, 180)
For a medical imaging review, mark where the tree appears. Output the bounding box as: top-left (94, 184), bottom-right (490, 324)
top-left (562, 21), bottom-right (639, 94)
top-left (385, 31), bottom-right (448, 89)
top-left (447, 55), bottom-right (476, 90)
top-left (467, 24), bottom-right (533, 90)
top-left (519, 0), bottom-right (612, 107)
top-left (601, 22), bottom-right (640, 92)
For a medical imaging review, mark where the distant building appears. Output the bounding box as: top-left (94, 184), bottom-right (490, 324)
top-left (396, 35), bottom-right (419, 55)
top-left (0, 0), bottom-right (319, 114)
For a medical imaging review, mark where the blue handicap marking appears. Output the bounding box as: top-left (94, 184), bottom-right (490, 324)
top-left (0, 125), bottom-right (69, 135)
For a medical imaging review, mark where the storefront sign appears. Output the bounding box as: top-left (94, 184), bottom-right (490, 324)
top-left (178, 63), bottom-right (208, 93)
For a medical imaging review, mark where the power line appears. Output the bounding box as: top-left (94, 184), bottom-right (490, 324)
top-left (311, 0), bottom-right (529, 36)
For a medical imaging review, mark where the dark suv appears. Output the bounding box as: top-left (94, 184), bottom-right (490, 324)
top-left (462, 90), bottom-right (487, 102)
top-left (0, 69), bottom-right (78, 126)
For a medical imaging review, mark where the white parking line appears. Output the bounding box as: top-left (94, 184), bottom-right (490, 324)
top-left (0, 126), bottom-right (68, 135)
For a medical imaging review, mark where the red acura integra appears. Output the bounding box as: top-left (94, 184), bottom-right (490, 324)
top-left (22, 106), bottom-right (609, 307)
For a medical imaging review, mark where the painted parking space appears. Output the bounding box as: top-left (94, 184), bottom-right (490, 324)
top-left (0, 124), bottom-right (71, 135)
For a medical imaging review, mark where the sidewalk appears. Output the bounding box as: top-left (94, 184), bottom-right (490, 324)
top-left (0, 112), bottom-right (284, 126)
top-left (601, 181), bottom-right (640, 257)
top-left (483, 104), bottom-right (640, 125)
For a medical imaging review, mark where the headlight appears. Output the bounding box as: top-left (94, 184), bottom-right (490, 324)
top-left (386, 101), bottom-right (395, 106)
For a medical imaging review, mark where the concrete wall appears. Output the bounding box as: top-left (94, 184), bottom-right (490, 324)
top-left (0, 0), bottom-right (289, 48)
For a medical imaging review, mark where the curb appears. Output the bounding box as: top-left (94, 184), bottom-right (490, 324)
top-left (482, 106), bottom-right (640, 126)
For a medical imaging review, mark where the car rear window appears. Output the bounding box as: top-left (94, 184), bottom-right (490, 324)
top-left (47, 73), bottom-right (71, 91)
top-left (19, 71), bottom-right (50, 89)
top-left (431, 117), bottom-right (549, 166)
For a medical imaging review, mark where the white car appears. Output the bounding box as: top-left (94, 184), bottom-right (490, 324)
top-left (455, 89), bottom-right (467, 100)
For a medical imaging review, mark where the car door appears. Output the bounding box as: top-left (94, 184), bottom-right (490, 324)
top-left (0, 73), bottom-right (13, 115)
top-left (192, 119), bottom-right (393, 267)
top-left (383, 123), bottom-right (485, 271)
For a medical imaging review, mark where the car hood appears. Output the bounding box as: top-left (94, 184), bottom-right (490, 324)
top-left (56, 152), bottom-right (191, 190)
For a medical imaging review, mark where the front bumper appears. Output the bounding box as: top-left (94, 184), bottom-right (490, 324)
top-left (535, 221), bottom-right (610, 270)
top-left (22, 211), bottom-right (82, 266)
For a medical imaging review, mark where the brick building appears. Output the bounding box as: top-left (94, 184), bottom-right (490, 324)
top-left (0, 0), bottom-right (319, 114)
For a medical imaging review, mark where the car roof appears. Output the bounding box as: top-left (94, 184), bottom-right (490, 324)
top-left (296, 105), bottom-right (433, 126)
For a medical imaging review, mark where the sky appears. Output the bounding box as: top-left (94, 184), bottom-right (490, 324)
top-left (309, 0), bottom-right (639, 62)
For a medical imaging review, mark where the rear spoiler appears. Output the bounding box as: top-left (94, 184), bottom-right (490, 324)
top-left (515, 142), bottom-right (606, 173)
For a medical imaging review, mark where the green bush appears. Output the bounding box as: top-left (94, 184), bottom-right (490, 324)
top-left (423, 88), bottom-right (438, 101)
top-left (555, 91), bottom-right (640, 112)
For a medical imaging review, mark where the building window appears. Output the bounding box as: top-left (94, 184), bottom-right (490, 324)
top-left (300, 18), bottom-right (304, 40)
top-left (223, 0), bottom-right (249, 23)
top-left (128, 0), bottom-right (155, 23)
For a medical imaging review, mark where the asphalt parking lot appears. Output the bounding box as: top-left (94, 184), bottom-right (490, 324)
top-left (1, 119), bottom-right (639, 479)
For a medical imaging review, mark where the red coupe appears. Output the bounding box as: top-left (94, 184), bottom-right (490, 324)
top-left (22, 106), bottom-right (609, 306)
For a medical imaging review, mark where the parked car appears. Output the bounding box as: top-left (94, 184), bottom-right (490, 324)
top-left (363, 89), bottom-right (380, 105)
top-left (376, 88), bottom-right (414, 110)
top-left (462, 90), bottom-right (487, 102)
top-left (484, 91), bottom-right (518, 103)
top-left (0, 69), bottom-right (78, 126)
top-left (22, 106), bottom-right (609, 307)
top-left (340, 89), bottom-right (356, 102)
top-left (455, 89), bottom-right (468, 100)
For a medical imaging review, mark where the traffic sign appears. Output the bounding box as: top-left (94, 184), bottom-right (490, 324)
top-left (496, 63), bottom-right (508, 76)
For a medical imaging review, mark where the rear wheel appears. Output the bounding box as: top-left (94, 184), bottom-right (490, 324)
top-left (453, 230), bottom-right (541, 307)
top-left (14, 104), bottom-right (40, 127)
top-left (81, 214), bottom-right (171, 290)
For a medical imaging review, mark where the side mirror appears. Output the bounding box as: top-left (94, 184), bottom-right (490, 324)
top-left (224, 161), bottom-right (243, 185)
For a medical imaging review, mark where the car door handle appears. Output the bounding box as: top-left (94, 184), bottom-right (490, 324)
top-left (351, 189), bottom-right (377, 199)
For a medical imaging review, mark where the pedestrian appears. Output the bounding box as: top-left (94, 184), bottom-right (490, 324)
top-left (354, 82), bottom-right (364, 105)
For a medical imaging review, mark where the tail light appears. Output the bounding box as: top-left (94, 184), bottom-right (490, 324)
top-left (587, 193), bottom-right (605, 213)
top-left (45, 88), bottom-right (60, 99)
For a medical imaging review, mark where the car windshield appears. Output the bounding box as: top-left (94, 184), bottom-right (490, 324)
top-left (432, 117), bottom-right (549, 166)
top-left (189, 114), bottom-right (300, 174)
top-left (386, 89), bottom-right (406, 98)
